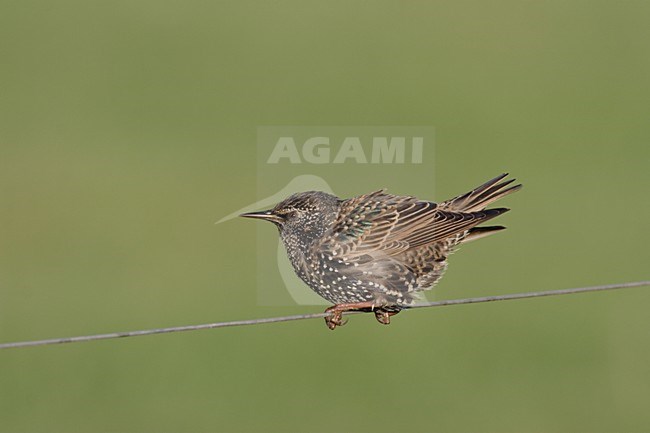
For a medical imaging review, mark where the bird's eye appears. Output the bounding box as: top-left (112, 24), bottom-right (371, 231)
top-left (276, 209), bottom-right (295, 218)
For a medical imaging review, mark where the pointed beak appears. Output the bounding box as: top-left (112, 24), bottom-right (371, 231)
top-left (239, 210), bottom-right (284, 225)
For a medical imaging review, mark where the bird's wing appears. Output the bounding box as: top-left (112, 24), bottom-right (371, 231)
top-left (321, 190), bottom-right (507, 259)
top-left (316, 190), bottom-right (505, 297)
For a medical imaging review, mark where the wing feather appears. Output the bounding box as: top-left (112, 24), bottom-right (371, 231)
top-left (322, 191), bottom-right (507, 258)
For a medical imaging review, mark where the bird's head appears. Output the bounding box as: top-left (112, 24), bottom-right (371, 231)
top-left (240, 191), bottom-right (340, 242)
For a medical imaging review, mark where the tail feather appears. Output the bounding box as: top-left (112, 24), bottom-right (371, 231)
top-left (464, 225), bottom-right (506, 242)
top-left (441, 173), bottom-right (522, 213)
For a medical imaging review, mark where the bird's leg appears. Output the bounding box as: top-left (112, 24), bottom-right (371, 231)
top-left (373, 309), bottom-right (400, 325)
top-left (324, 301), bottom-right (376, 330)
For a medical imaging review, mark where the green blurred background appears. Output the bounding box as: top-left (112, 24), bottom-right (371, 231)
top-left (1, 1), bottom-right (649, 432)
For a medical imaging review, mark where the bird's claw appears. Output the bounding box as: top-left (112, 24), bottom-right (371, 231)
top-left (373, 309), bottom-right (397, 325)
top-left (325, 311), bottom-right (348, 330)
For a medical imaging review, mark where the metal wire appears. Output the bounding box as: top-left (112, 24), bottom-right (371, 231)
top-left (1, 280), bottom-right (648, 350)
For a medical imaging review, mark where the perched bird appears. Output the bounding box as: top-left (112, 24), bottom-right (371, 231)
top-left (241, 173), bottom-right (521, 330)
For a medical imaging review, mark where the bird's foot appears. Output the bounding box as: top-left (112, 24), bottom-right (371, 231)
top-left (324, 301), bottom-right (398, 330)
top-left (324, 308), bottom-right (348, 330)
top-left (373, 309), bottom-right (399, 325)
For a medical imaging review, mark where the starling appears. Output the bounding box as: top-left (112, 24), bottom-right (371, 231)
top-left (241, 173), bottom-right (521, 330)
